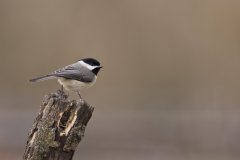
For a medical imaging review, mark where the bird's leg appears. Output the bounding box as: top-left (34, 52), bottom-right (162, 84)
top-left (59, 85), bottom-right (65, 98)
top-left (61, 85), bottom-right (64, 92)
top-left (77, 91), bottom-right (82, 99)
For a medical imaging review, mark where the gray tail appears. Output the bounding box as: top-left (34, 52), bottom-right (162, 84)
top-left (29, 75), bottom-right (56, 82)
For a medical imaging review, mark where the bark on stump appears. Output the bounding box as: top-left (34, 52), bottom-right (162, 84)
top-left (23, 90), bottom-right (94, 160)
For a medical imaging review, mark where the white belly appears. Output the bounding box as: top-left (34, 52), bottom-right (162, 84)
top-left (57, 77), bottom-right (97, 92)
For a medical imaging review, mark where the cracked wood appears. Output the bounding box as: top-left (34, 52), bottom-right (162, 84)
top-left (23, 90), bottom-right (94, 160)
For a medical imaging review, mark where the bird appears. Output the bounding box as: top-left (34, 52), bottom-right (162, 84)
top-left (30, 58), bottom-right (102, 99)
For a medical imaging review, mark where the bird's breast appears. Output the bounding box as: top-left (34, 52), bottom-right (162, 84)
top-left (57, 77), bottom-right (97, 92)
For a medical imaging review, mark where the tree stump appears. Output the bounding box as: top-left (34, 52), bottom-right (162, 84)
top-left (23, 90), bottom-right (94, 160)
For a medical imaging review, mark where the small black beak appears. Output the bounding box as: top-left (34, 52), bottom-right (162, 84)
top-left (98, 66), bottom-right (103, 69)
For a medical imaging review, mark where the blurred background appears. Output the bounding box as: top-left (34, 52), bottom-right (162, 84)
top-left (1, 0), bottom-right (240, 160)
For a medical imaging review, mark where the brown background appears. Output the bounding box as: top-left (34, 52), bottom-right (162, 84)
top-left (1, 0), bottom-right (240, 160)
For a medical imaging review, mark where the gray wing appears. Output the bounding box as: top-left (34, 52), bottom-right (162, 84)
top-left (50, 62), bottom-right (95, 83)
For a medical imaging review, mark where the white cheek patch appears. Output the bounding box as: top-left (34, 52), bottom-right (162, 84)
top-left (78, 61), bottom-right (98, 70)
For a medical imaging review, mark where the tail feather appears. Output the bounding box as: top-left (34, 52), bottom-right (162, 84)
top-left (29, 75), bottom-right (56, 82)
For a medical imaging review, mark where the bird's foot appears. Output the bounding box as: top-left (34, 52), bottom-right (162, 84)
top-left (77, 91), bottom-right (83, 100)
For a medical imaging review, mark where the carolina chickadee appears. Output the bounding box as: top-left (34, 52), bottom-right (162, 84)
top-left (30, 58), bottom-right (102, 99)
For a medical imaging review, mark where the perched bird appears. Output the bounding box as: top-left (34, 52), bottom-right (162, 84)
top-left (30, 58), bottom-right (102, 99)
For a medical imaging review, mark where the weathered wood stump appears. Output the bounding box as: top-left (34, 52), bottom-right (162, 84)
top-left (23, 90), bottom-right (94, 160)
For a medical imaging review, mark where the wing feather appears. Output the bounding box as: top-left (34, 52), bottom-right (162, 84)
top-left (30, 62), bottom-right (95, 83)
top-left (51, 63), bottom-right (95, 82)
